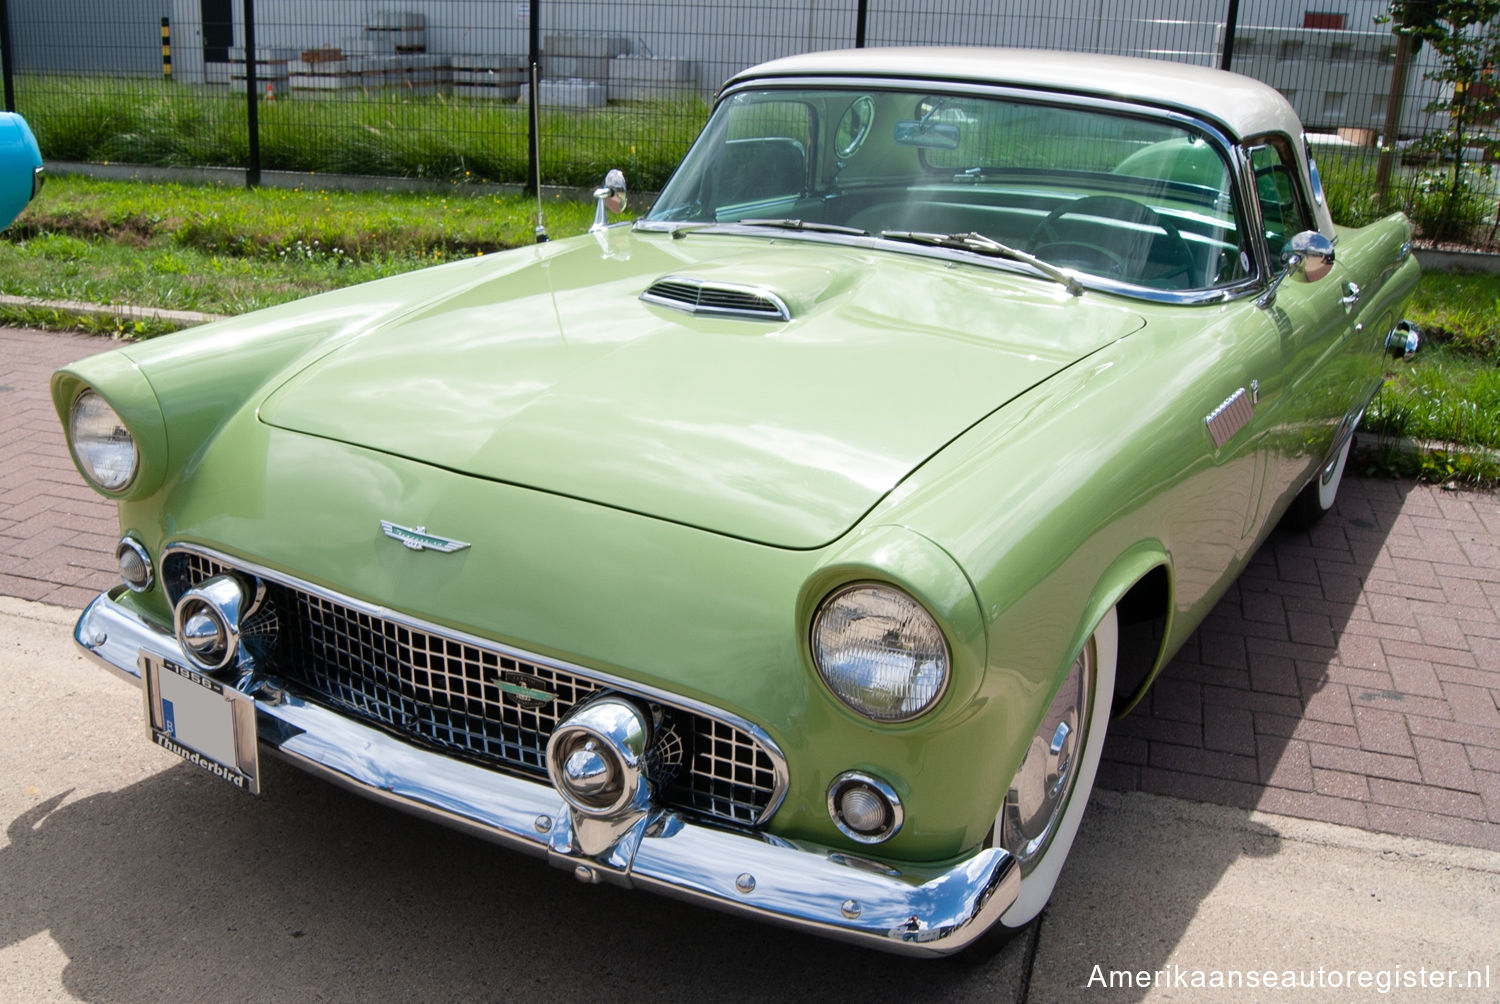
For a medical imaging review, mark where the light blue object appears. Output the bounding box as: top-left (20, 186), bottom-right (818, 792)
top-left (0, 111), bottom-right (43, 229)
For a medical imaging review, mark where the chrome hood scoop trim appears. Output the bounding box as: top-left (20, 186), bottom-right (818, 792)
top-left (641, 275), bottom-right (792, 321)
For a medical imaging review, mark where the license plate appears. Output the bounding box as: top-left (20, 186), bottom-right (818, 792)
top-left (141, 654), bottom-right (261, 794)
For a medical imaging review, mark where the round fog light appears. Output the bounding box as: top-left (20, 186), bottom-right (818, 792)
top-left (173, 575), bottom-right (249, 672)
top-left (563, 741), bottom-right (619, 802)
top-left (546, 697), bottom-right (651, 817)
top-left (115, 537), bottom-right (154, 592)
top-left (828, 771), bottom-right (903, 844)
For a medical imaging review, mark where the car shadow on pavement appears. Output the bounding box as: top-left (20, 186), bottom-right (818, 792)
top-left (2, 759), bottom-right (1038, 1002)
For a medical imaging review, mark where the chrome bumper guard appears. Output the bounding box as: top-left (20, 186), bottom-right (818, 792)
top-left (75, 589), bottom-right (1019, 956)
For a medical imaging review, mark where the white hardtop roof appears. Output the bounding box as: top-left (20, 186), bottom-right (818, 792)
top-left (723, 47), bottom-right (1305, 143)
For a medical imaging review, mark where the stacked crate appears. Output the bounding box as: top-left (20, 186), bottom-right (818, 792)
top-left (451, 58), bottom-right (527, 101)
top-left (610, 55), bottom-right (697, 102)
top-left (228, 47), bottom-right (295, 94)
top-left (364, 11), bottom-right (426, 54)
top-left (285, 11), bottom-right (452, 98)
top-left (287, 47), bottom-right (356, 95)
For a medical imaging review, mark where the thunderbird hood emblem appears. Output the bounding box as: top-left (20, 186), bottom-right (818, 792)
top-left (380, 521), bottom-right (471, 553)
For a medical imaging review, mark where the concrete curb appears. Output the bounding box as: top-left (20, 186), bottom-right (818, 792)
top-left (1355, 433), bottom-right (1500, 474)
top-left (46, 160), bottom-right (655, 205)
top-left (1413, 247), bottom-right (1500, 274)
top-left (0, 594), bottom-right (79, 625)
top-left (0, 294), bottom-right (225, 327)
top-left (1095, 788), bottom-right (1500, 875)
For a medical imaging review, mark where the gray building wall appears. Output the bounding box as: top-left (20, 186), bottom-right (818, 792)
top-left (10, 0), bottom-right (172, 75)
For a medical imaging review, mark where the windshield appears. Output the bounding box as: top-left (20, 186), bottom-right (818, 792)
top-left (646, 86), bottom-right (1250, 292)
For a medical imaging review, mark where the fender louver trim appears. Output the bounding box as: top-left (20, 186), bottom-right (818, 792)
top-left (641, 276), bottom-right (791, 321)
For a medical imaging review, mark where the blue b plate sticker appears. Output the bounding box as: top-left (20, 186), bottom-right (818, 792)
top-left (140, 654), bottom-right (261, 794)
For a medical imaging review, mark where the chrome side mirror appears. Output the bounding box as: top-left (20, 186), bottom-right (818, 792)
top-left (591, 169), bottom-right (627, 232)
top-left (1257, 230), bottom-right (1335, 308)
top-left (1280, 230), bottom-right (1335, 282)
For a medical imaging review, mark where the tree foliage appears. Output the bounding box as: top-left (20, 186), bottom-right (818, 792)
top-left (1383, 1), bottom-right (1500, 240)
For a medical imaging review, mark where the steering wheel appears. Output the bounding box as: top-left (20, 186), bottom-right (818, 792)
top-left (1027, 238), bottom-right (1129, 277)
top-left (1029, 195), bottom-right (1196, 287)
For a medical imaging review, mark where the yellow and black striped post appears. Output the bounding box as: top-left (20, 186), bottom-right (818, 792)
top-left (161, 17), bottom-right (172, 79)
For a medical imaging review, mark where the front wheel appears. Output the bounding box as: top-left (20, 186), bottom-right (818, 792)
top-left (1285, 431), bottom-right (1353, 529)
top-left (968, 607), bottom-right (1118, 956)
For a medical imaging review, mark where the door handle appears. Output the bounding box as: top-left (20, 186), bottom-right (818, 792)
top-left (1340, 281), bottom-right (1361, 306)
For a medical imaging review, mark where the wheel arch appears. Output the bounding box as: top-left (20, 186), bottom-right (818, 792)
top-left (1075, 544), bottom-right (1174, 719)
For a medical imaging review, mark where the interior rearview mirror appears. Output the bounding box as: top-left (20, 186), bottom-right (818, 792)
top-left (894, 121), bottom-right (961, 150)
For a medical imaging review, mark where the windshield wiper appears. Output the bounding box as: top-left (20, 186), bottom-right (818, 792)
top-left (880, 230), bottom-right (1083, 296)
top-left (641, 218), bottom-right (871, 240)
top-left (737, 218), bottom-right (871, 236)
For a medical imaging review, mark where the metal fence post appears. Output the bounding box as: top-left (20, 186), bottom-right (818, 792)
top-left (0, 0), bottom-right (14, 113)
top-left (1220, 0), bottom-right (1240, 70)
top-left (244, 0), bottom-right (260, 187)
top-left (855, 0), bottom-right (868, 48)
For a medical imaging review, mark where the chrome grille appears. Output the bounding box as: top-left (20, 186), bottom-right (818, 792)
top-left (164, 550), bottom-right (782, 826)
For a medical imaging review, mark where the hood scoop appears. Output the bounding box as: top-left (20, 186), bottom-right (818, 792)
top-left (641, 275), bottom-right (791, 322)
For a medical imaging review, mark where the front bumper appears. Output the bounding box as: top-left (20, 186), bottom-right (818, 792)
top-left (74, 588), bottom-right (1019, 956)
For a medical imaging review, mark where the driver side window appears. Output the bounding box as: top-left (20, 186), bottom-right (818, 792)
top-left (1248, 141), bottom-right (1313, 264)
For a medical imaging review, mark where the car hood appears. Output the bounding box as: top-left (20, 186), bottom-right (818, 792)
top-left (260, 231), bottom-right (1146, 548)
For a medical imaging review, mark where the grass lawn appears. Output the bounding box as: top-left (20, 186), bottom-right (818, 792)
top-left (1360, 270), bottom-right (1500, 483)
top-left (3, 175), bottom-right (1495, 482)
top-left (0, 175), bottom-right (598, 332)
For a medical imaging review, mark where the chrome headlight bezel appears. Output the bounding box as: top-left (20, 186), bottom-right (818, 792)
top-left (810, 582), bottom-right (951, 723)
top-left (69, 389), bottom-right (139, 492)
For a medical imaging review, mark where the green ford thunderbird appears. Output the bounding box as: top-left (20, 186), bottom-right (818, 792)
top-left (55, 48), bottom-right (1420, 956)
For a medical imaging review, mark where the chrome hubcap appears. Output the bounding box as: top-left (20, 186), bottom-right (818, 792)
top-left (1000, 638), bottom-right (1094, 870)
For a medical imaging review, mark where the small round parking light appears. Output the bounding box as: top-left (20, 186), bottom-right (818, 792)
top-left (115, 537), bottom-right (154, 592)
top-left (827, 771), bottom-right (903, 844)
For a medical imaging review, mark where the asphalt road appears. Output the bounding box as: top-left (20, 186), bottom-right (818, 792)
top-left (7, 597), bottom-right (1500, 1003)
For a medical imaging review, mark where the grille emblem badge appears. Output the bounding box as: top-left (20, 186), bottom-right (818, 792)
top-left (499, 672), bottom-right (557, 708)
top-left (380, 521), bottom-right (470, 553)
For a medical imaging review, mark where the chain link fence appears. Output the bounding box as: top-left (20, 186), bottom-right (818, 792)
top-left (0, 0), bottom-right (1455, 193)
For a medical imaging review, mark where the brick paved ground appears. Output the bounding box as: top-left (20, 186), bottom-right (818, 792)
top-left (0, 328), bottom-right (118, 608)
top-left (1100, 477), bottom-right (1500, 852)
top-left (5, 326), bottom-right (1499, 850)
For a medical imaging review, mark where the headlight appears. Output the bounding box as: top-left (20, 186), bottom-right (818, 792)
top-left (70, 390), bottom-right (138, 491)
top-left (811, 583), bottom-right (950, 722)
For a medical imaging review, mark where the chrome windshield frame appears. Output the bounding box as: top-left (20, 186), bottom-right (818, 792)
top-left (645, 74), bottom-right (1265, 307)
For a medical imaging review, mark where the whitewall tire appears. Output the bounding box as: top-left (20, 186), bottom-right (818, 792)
top-left (993, 606), bottom-right (1118, 931)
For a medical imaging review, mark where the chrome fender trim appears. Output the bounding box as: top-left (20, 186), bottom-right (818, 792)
top-left (73, 589), bottom-right (1020, 956)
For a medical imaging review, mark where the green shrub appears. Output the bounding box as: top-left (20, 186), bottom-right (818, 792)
top-left (1317, 148), bottom-right (1391, 227)
top-left (1405, 166), bottom-right (1496, 242)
